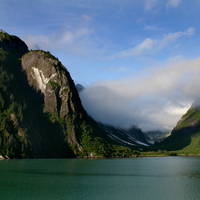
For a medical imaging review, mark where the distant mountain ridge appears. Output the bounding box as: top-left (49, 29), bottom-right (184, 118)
top-left (98, 123), bottom-right (149, 147)
top-left (75, 84), bottom-right (85, 93)
top-left (145, 130), bottom-right (170, 144)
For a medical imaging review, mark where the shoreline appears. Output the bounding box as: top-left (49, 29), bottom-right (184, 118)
top-left (2, 153), bottom-right (200, 159)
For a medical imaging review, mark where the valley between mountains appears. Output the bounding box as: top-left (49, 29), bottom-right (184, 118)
top-left (1, 30), bottom-right (200, 159)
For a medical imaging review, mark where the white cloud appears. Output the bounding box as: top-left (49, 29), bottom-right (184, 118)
top-left (167, 0), bottom-right (182, 8)
top-left (24, 26), bottom-right (94, 56)
top-left (144, 0), bottom-right (158, 11)
top-left (80, 57), bottom-right (200, 131)
top-left (157, 27), bottom-right (195, 50)
top-left (110, 38), bottom-right (154, 59)
top-left (110, 27), bottom-right (195, 59)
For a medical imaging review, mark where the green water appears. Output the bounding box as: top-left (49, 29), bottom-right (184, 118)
top-left (1, 157), bottom-right (200, 200)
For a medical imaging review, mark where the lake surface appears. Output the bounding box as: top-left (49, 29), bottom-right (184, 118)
top-left (1, 157), bottom-right (200, 200)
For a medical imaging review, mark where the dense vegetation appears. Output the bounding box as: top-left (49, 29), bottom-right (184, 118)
top-left (0, 48), bottom-right (31, 158)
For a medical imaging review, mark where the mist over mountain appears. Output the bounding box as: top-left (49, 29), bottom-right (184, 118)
top-left (75, 84), bottom-right (85, 93)
top-left (79, 58), bottom-right (200, 132)
top-left (150, 103), bottom-right (200, 154)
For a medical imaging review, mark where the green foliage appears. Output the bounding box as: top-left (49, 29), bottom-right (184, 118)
top-left (141, 150), bottom-right (177, 156)
top-left (44, 51), bottom-right (58, 60)
top-left (176, 132), bottom-right (200, 154)
top-left (0, 67), bottom-right (32, 158)
top-left (77, 119), bottom-right (142, 157)
top-left (26, 50), bottom-right (59, 61)
top-left (176, 108), bottom-right (200, 129)
top-left (0, 48), bottom-right (8, 62)
top-left (146, 105), bottom-right (200, 155)
top-left (45, 111), bottom-right (140, 158)
top-left (0, 32), bottom-right (16, 42)
top-left (49, 81), bottom-right (60, 91)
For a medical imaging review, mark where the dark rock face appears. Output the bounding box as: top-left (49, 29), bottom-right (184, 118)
top-left (21, 51), bottom-right (89, 154)
top-left (21, 51), bottom-right (85, 120)
top-left (0, 31), bottom-right (91, 158)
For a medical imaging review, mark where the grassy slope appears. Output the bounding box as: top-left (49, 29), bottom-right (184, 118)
top-left (146, 106), bottom-right (200, 155)
top-left (177, 132), bottom-right (200, 154)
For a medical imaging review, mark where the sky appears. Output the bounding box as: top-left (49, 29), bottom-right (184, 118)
top-left (1, 0), bottom-right (200, 131)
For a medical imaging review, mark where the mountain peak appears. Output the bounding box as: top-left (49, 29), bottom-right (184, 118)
top-left (0, 30), bottom-right (28, 54)
top-left (0, 29), bottom-right (7, 34)
top-left (76, 84), bottom-right (85, 93)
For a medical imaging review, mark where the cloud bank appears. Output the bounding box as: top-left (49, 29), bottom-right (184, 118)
top-left (80, 57), bottom-right (200, 131)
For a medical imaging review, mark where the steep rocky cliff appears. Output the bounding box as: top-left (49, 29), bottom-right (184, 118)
top-left (22, 51), bottom-right (84, 118)
top-left (21, 51), bottom-right (87, 151)
top-left (0, 31), bottom-right (109, 158)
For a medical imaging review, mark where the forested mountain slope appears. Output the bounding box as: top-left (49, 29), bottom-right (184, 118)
top-left (152, 105), bottom-right (200, 154)
top-left (0, 30), bottom-right (142, 158)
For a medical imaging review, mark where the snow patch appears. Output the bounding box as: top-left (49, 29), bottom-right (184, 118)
top-left (109, 133), bottom-right (136, 146)
top-left (126, 134), bottom-right (149, 146)
top-left (32, 67), bottom-right (57, 93)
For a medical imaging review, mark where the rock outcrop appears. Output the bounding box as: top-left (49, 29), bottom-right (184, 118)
top-left (21, 50), bottom-right (88, 154)
top-left (22, 51), bottom-right (85, 120)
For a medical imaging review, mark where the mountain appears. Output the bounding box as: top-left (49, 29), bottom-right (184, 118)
top-left (152, 104), bottom-right (200, 154)
top-left (75, 83), bottom-right (150, 149)
top-left (145, 130), bottom-right (170, 144)
top-left (98, 123), bottom-right (149, 148)
top-left (75, 84), bottom-right (85, 93)
top-left (0, 30), bottom-right (143, 158)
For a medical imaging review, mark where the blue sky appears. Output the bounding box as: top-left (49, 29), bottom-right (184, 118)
top-left (1, 0), bottom-right (200, 85)
top-left (1, 0), bottom-right (200, 131)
